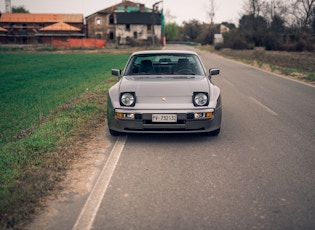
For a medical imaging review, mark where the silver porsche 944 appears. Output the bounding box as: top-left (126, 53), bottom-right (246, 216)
top-left (107, 50), bottom-right (222, 136)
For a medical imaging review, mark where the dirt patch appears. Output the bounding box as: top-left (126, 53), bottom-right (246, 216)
top-left (58, 126), bottom-right (111, 196)
top-left (27, 125), bottom-right (113, 229)
top-left (261, 63), bottom-right (272, 72)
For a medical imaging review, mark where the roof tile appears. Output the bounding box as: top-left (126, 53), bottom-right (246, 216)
top-left (39, 22), bottom-right (81, 31)
top-left (0, 13), bottom-right (83, 23)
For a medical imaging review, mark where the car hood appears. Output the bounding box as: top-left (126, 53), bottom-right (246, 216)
top-left (119, 75), bottom-right (209, 96)
top-left (114, 75), bottom-right (213, 110)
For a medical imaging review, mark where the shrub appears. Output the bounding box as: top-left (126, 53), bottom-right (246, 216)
top-left (295, 40), bottom-right (306, 52)
top-left (264, 35), bottom-right (283, 51)
top-left (214, 43), bottom-right (224, 50)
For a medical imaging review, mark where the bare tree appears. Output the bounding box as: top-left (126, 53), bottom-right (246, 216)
top-left (261, 0), bottom-right (289, 25)
top-left (164, 9), bottom-right (176, 23)
top-left (290, 0), bottom-right (315, 30)
top-left (243, 0), bottom-right (264, 17)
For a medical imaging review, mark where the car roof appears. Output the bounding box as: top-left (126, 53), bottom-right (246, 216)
top-left (131, 50), bottom-right (198, 56)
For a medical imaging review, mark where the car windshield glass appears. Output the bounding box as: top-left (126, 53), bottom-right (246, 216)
top-left (124, 54), bottom-right (205, 76)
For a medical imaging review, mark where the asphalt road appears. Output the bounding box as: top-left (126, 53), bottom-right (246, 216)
top-left (31, 45), bottom-right (315, 230)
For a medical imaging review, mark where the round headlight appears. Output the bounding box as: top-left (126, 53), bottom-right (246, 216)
top-left (120, 92), bottom-right (135, 106)
top-left (193, 93), bottom-right (208, 106)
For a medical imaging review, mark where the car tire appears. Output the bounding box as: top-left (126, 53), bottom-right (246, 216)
top-left (109, 129), bottom-right (122, 136)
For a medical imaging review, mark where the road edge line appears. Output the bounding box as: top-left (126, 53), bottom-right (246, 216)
top-left (72, 135), bottom-right (127, 230)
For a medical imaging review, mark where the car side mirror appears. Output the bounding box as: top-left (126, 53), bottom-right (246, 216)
top-left (112, 69), bottom-right (121, 78)
top-left (209, 68), bottom-right (220, 79)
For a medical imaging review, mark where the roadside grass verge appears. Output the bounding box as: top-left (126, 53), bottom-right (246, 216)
top-left (0, 52), bottom-right (130, 228)
top-left (198, 45), bottom-right (315, 83)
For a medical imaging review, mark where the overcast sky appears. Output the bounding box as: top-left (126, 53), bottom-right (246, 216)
top-left (0, 0), bottom-right (245, 25)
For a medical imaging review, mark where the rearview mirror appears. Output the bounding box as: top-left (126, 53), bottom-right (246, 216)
top-left (209, 68), bottom-right (220, 78)
top-left (111, 69), bottom-right (121, 78)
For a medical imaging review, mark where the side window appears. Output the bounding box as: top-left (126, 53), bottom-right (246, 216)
top-left (109, 15), bottom-right (114, 25)
top-left (126, 24), bottom-right (130, 32)
top-left (147, 24), bottom-right (151, 33)
top-left (109, 32), bottom-right (114, 40)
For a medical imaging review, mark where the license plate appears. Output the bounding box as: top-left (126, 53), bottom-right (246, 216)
top-left (152, 114), bottom-right (177, 122)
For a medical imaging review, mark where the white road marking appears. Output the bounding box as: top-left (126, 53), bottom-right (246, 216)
top-left (73, 135), bottom-right (127, 230)
top-left (249, 96), bottom-right (278, 116)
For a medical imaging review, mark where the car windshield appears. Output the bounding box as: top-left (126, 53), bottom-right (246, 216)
top-left (124, 53), bottom-right (205, 76)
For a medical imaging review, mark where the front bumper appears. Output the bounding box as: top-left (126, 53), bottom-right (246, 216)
top-left (107, 108), bottom-right (222, 134)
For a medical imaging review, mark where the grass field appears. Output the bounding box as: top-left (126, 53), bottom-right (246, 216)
top-left (198, 45), bottom-right (315, 83)
top-left (0, 52), bottom-right (130, 228)
top-left (0, 52), bottom-right (130, 144)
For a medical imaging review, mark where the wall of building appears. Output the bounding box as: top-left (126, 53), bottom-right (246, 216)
top-left (86, 13), bottom-right (115, 41)
top-left (115, 24), bottom-right (161, 45)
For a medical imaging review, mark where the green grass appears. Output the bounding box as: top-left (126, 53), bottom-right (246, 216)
top-left (0, 52), bottom-right (129, 144)
top-left (0, 52), bottom-right (130, 228)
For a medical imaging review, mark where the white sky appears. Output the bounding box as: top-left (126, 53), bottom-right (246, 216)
top-left (0, 0), bottom-right (245, 25)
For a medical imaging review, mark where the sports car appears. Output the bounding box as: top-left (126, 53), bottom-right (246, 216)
top-left (107, 50), bottom-right (222, 135)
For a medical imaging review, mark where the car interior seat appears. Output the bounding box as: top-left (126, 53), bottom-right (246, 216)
top-left (139, 60), bottom-right (154, 74)
top-left (175, 58), bottom-right (191, 73)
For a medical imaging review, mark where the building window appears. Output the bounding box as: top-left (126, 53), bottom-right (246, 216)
top-left (133, 31), bottom-right (138, 39)
top-left (147, 24), bottom-right (151, 33)
top-left (110, 32), bottom-right (114, 40)
top-left (96, 18), bottom-right (101, 25)
top-left (109, 15), bottom-right (114, 24)
top-left (95, 32), bottom-right (103, 39)
top-left (126, 24), bottom-right (130, 32)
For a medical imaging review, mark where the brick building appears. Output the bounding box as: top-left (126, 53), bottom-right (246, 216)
top-left (85, 0), bottom-right (163, 46)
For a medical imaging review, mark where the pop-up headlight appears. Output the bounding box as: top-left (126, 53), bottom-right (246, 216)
top-left (193, 92), bottom-right (209, 106)
top-left (120, 92), bottom-right (136, 107)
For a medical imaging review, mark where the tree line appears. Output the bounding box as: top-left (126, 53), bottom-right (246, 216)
top-left (165, 0), bottom-right (315, 52)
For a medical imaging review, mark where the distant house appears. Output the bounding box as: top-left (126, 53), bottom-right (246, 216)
top-left (214, 34), bottom-right (224, 45)
top-left (0, 13), bottom-right (85, 44)
top-left (85, 0), bottom-right (163, 46)
top-left (202, 23), bottom-right (230, 45)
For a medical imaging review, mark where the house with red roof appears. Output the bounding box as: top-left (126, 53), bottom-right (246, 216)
top-left (0, 13), bottom-right (85, 44)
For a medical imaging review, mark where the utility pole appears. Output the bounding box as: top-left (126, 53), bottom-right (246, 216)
top-left (208, 0), bottom-right (216, 45)
top-left (209, 0), bottom-right (215, 25)
top-left (5, 0), bottom-right (11, 13)
top-left (151, 1), bottom-right (163, 46)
